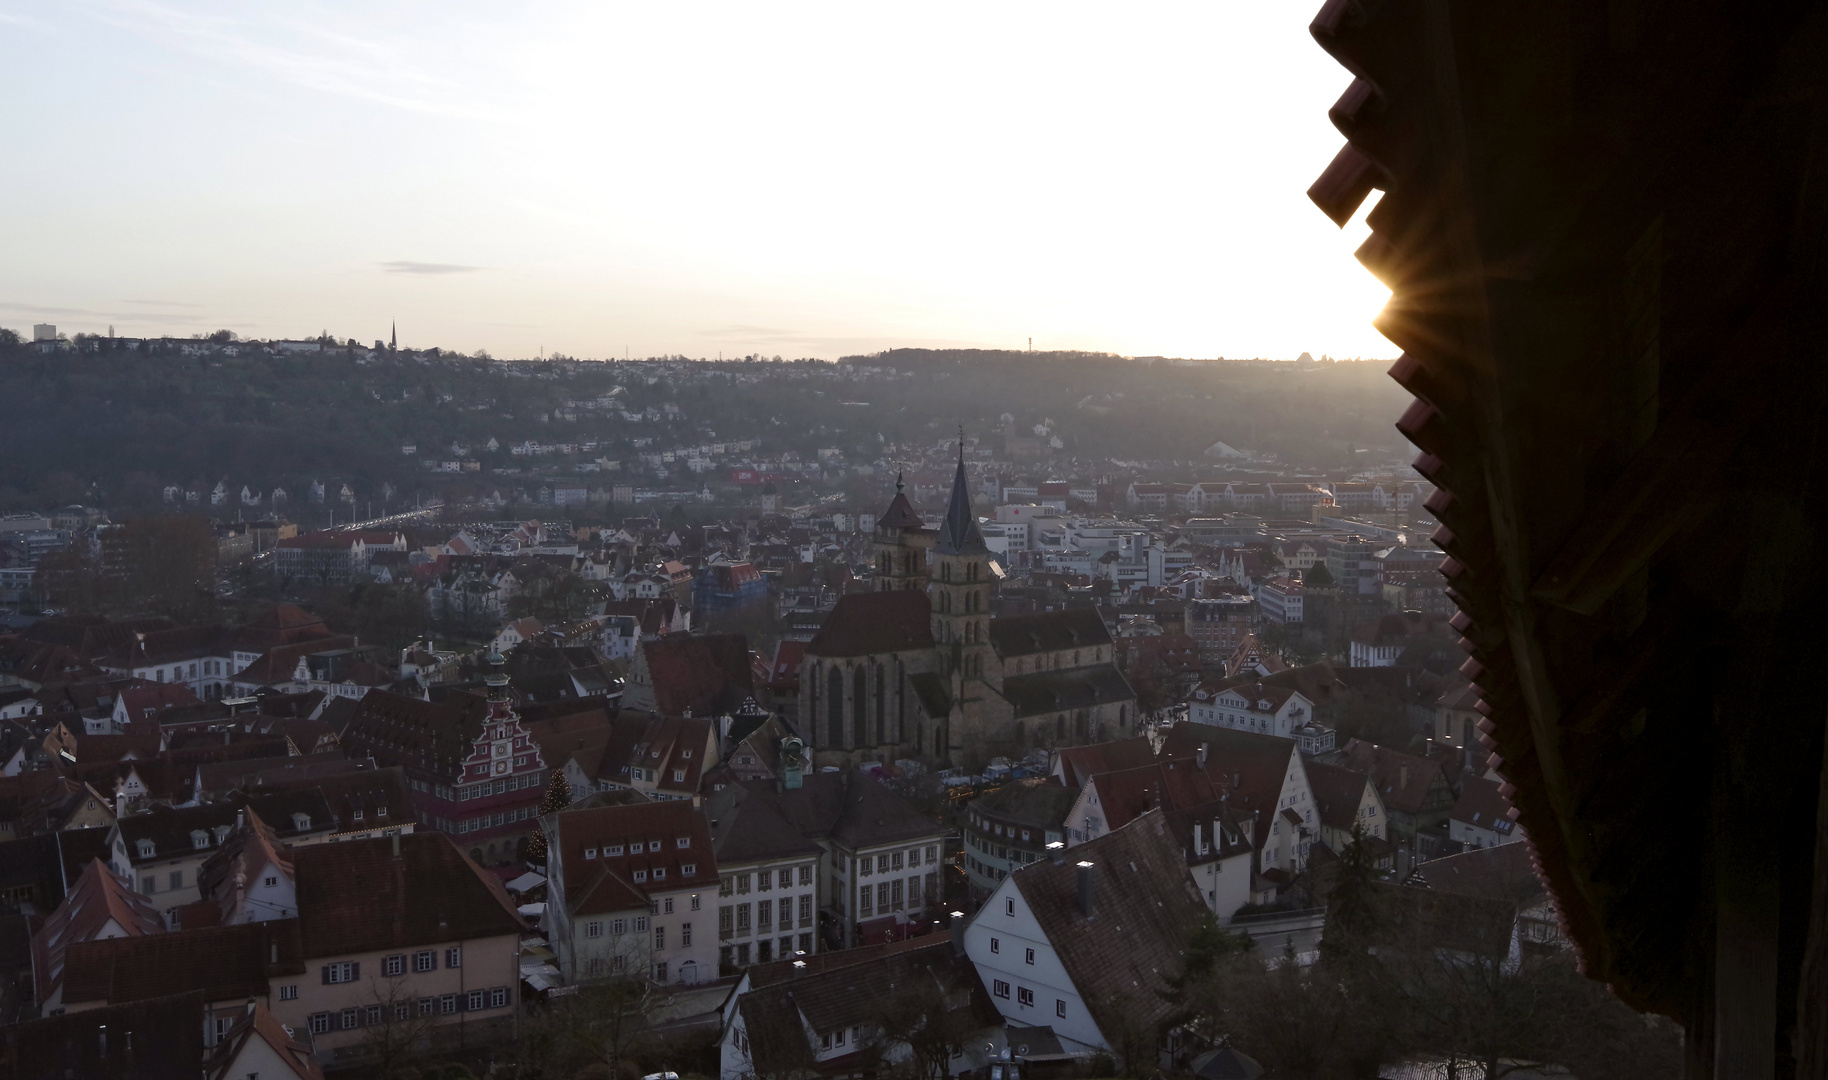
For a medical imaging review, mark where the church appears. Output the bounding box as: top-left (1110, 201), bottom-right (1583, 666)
top-left (798, 445), bottom-right (1136, 770)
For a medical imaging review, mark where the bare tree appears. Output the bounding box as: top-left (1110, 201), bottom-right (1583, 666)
top-left (358, 974), bottom-right (444, 1078)
top-left (521, 975), bottom-right (665, 1080)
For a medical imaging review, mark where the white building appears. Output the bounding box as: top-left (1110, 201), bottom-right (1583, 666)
top-left (963, 812), bottom-right (1209, 1058)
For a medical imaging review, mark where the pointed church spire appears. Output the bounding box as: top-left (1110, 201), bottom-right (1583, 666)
top-left (390, 321), bottom-right (397, 350)
top-left (896, 471), bottom-right (905, 495)
top-left (935, 428), bottom-right (987, 556)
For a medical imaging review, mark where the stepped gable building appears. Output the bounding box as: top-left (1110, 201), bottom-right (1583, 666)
top-left (801, 439), bottom-right (1136, 769)
top-left (337, 650), bottom-right (545, 863)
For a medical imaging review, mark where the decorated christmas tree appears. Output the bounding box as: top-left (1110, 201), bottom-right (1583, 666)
top-left (523, 768), bottom-right (573, 866)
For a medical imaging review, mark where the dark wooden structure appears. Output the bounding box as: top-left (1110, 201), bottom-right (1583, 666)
top-left (1305, 2), bottom-right (1828, 1076)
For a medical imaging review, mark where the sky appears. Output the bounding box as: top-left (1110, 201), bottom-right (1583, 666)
top-left (0, 1), bottom-right (1392, 361)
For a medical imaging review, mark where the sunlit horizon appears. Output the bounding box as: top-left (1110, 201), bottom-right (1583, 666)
top-left (1, 2), bottom-right (1392, 361)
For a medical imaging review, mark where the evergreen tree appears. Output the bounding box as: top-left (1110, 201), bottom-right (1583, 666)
top-left (524, 769), bottom-right (573, 865)
top-left (1319, 820), bottom-right (1384, 964)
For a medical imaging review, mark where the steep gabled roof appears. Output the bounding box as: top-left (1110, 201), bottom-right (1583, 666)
top-left (553, 800), bottom-right (718, 915)
top-left (806, 590), bottom-right (934, 658)
top-left (203, 1001), bottom-right (326, 1080)
top-left (988, 608), bottom-right (1112, 659)
top-left (1337, 739), bottom-right (1446, 816)
top-left (705, 783), bottom-right (825, 866)
top-left (736, 771), bottom-right (943, 851)
top-left (1082, 761), bottom-right (1218, 834)
top-left (641, 633), bottom-right (755, 716)
top-left (1000, 667), bottom-right (1136, 719)
top-left (292, 832), bottom-right (521, 957)
top-left (0, 990), bottom-right (206, 1079)
top-left (30, 859), bottom-right (165, 1005)
top-left (1053, 734), bottom-right (1156, 789)
top-left (61, 917), bottom-right (304, 1008)
top-left (1305, 760), bottom-right (1376, 831)
top-left (1009, 811), bottom-right (1208, 1045)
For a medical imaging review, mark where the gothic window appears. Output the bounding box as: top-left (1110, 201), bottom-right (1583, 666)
top-left (828, 667), bottom-right (845, 748)
top-left (853, 667), bottom-right (868, 748)
top-left (873, 664), bottom-right (885, 745)
top-left (942, 562), bottom-right (951, 582)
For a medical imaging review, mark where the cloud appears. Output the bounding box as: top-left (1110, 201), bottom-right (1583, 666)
top-left (80, 0), bottom-right (511, 122)
top-left (379, 261), bottom-right (483, 276)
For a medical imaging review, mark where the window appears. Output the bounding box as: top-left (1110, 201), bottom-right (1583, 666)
top-left (779, 868), bottom-right (793, 888)
top-left (691, 894), bottom-right (701, 910)
top-left (892, 851), bottom-right (904, 871)
top-left (736, 873), bottom-right (751, 894)
top-left (439, 994), bottom-right (457, 1015)
top-left (323, 962), bottom-right (358, 985)
top-left (612, 918), bottom-right (627, 934)
top-left (654, 961), bottom-right (668, 982)
top-left (169, 870), bottom-right (183, 890)
top-left (585, 847), bottom-right (598, 859)
top-left (991, 937), bottom-right (1000, 953)
top-left (414, 950), bottom-right (435, 973)
top-left (1056, 999), bottom-right (1067, 1018)
top-left (418, 998), bottom-right (436, 1017)
top-left (993, 980), bottom-right (1010, 999)
top-left (366, 1004), bottom-right (382, 1025)
top-left (681, 922), bottom-right (692, 946)
top-left (383, 954), bottom-right (405, 976)
top-left (799, 894), bottom-right (812, 926)
top-left (878, 854), bottom-right (890, 873)
top-left (649, 840), bottom-right (662, 852)
top-left (278, 985), bottom-right (297, 1001)
top-left (926, 845), bottom-right (938, 863)
top-left (142, 876), bottom-right (156, 893)
top-left (341, 1008), bottom-right (359, 1030)
top-left (607, 844), bottom-right (624, 856)
top-left (1018, 987), bottom-right (1034, 1007)
top-left (468, 990), bottom-right (485, 1011)
top-left (1006, 898), bottom-right (1015, 916)
top-left (682, 863), bottom-right (696, 876)
top-left (586, 921), bottom-right (603, 939)
top-left (446, 946), bottom-right (462, 969)
top-left (799, 932), bottom-right (812, 954)
top-left (799, 865), bottom-right (813, 886)
top-left (396, 1002), bottom-right (410, 1021)
top-left (737, 903), bottom-right (752, 933)
top-left (1026, 948), bottom-right (1035, 965)
top-left (758, 899), bottom-right (772, 931)
top-left (634, 916), bottom-right (648, 932)
top-left (757, 869), bottom-right (770, 892)
top-left (655, 926), bottom-right (666, 950)
top-left (653, 867), bottom-right (666, 880)
top-left (264, 875), bottom-right (277, 888)
top-left (309, 1013), bottom-right (330, 1035)
top-left (633, 870), bottom-right (647, 882)
top-left (661, 897), bottom-right (673, 914)
top-left (491, 987), bottom-right (509, 1008)
top-left (859, 856), bottom-right (873, 878)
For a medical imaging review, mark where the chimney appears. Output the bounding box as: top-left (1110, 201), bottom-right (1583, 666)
top-left (1194, 821), bottom-right (1204, 857)
top-left (1076, 861), bottom-right (1096, 917)
top-left (949, 910), bottom-right (967, 957)
top-left (391, 831), bottom-right (401, 857)
top-left (1046, 840), bottom-right (1065, 865)
top-left (1197, 742), bottom-right (1209, 770)
top-left (1399, 763), bottom-right (1410, 791)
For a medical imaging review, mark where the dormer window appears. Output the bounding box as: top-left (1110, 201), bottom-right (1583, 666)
top-left (353, 809), bottom-right (364, 821)
top-left (585, 848), bottom-right (598, 859)
top-left (292, 813), bottom-right (311, 831)
top-left (676, 836), bottom-right (690, 849)
top-left (190, 829), bottom-right (209, 850)
top-left (681, 749), bottom-right (692, 759)
top-left (607, 844), bottom-right (624, 856)
top-left (633, 870), bottom-right (647, 882)
top-left (213, 824), bottom-right (231, 842)
top-left (136, 838), bottom-right (155, 858)
top-left (648, 840), bottom-right (661, 853)
top-left (653, 867), bottom-right (666, 880)
top-left (376, 806), bottom-right (386, 817)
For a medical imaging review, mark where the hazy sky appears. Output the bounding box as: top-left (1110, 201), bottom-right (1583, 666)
top-left (0, 2), bottom-right (1390, 360)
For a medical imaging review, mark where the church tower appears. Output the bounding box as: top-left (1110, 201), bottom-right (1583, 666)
top-left (872, 472), bottom-right (931, 591)
top-left (930, 437), bottom-right (992, 679)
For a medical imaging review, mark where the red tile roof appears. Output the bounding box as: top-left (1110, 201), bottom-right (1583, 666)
top-left (553, 800), bottom-right (718, 916)
top-left (292, 832), bottom-right (522, 958)
top-left (641, 633), bottom-right (755, 716)
top-left (31, 859), bottom-right (165, 1005)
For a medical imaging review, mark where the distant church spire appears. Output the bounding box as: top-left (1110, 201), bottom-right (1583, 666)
top-left (390, 321), bottom-right (397, 350)
top-left (935, 428), bottom-right (987, 556)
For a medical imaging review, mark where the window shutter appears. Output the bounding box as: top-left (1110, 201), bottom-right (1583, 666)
top-left (350, 961), bottom-right (359, 981)
top-left (321, 965), bottom-right (331, 985)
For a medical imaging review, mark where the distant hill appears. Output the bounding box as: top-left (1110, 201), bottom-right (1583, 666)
top-left (0, 336), bottom-right (1409, 513)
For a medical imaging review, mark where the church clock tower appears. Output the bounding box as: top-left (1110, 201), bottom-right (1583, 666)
top-left (872, 472), bottom-right (932, 591)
